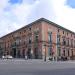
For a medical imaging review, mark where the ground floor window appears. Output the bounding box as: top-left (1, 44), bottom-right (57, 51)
top-left (22, 49), bottom-right (25, 58)
top-left (63, 50), bottom-right (65, 56)
top-left (48, 47), bottom-right (52, 56)
top-left (27, 48), bottom-right (31, 59)
top-left (34, 48), bottom-right (39, 59)
top-left (57, 47), bottom-right (61, 56)
top-left (17, 50), bottom-right (20, 58)
top-left (12, 48), bottom-right (16, 58)
top-left (68, 49), bottom-right (69, 56)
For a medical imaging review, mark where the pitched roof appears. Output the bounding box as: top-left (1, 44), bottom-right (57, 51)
top-left (0, 18), bottom-right (75, 39)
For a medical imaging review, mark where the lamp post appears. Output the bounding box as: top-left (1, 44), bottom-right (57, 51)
top-left (44, 44), bottom-right (46, 61)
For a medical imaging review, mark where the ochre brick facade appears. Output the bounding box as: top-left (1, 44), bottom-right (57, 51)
top-left (0, 18), bottom-right (75, 60)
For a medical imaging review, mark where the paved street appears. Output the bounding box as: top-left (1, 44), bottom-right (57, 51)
top-left (0, 59), bottom-right (75, 75)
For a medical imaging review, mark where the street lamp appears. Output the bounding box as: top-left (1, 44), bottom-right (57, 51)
top-left (44, 44), bottom-right (46, 61)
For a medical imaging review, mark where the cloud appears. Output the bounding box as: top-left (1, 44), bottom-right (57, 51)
top-left (0, 0), bottom-right (75, 37)
top-left (27, 0), bottom-right (56, 22)
top-left (0, 0), bottom-right (39, 37)
top-left (51, 0), bottom-right (75, 32)
top-left (25, 0), bottom-right (75, 33)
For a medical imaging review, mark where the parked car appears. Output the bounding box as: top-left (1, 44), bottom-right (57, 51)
top-left (61, 56), bottom-right (67, 61)
top-left (2, 55), bottom-right (13, 59)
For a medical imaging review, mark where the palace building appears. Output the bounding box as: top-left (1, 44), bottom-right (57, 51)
top-left (0, 18), bottom-right (75, 60)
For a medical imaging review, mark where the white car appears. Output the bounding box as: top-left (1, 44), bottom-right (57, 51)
top-left (2, 55), bottom-right (13, 59)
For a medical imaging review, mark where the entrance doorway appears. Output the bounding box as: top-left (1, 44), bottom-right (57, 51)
top-left (22, 49), bottom-right (25, 58)
top-left (17, 50), bottom-right (20, 58)
top-left (27, 48), bottom-right (31, 59)
top-left (34, 48), bottom-right (38, 59)
top-left (12, 48), bottom-right (16, 58)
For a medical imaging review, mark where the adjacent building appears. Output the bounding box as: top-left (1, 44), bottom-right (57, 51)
top-left (0, 18), bottom-right (75, 60)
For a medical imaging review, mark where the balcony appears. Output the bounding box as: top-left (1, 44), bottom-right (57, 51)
top-left (57, 42), bottom-right (61, 45)
top-left (11, 44), bottom-right (16, 48)
top-left (11, 42), bottom-right (20, 48)
top-left (62, 41), bottom-right (66, 46)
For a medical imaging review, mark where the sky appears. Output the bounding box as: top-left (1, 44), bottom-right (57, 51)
top-left (0, 0), bottom-right (75, 37)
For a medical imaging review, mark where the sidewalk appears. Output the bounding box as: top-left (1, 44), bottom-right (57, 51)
top-left (0, 58), bottom-right (75, 64)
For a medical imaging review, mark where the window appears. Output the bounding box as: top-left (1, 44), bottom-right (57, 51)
top-left (34, 31), bottom-right (39, 43)
top-left (67, 33), bottom-right (68, 36)
top-left (27, 48), bottom-right (31, 59)
top-left (29, 28), bottom-right (31, 30)
top-left (15, 39), bottom-right (20, 46)
top-left (12, 35), bottom-right (13, 37)
top-left (24, 30), bottom-right (26, 33)
top-left (48, 32), bottom-right (52, 43)
top-left (8, 43), bottom-right (9, 47)
top-left (48, 47), bottom-right (52, 56)
top-left (0, 44), bottom-right (2, 49)
top-left (62, 37), bottom-right (66, 45)
top-left (71, 34), bottom-right (72, 37)
top-left (68, 50), bottom-right (69, 56)
top-left (71, 39), bottom-right (73, 47)
top-left (29, 37), bottom-right (32, 44)
top-left (57, 35), bottom-right (60, 44)
top-left (20, 32), bottom-right (21, 34)
top-left (24, 41), bottom-right (25, 45)
top-left (74, 40), bottom-right (75, 47)
top-left (63, 31), bottom-right (64, 34)
top-left (71, 50), bottom-right (73, 57)
top-left (63, 50), bottom-right (65, 56)
top-left (14, 42), bottom-right (16, 46)
top-left (58, 29), bottom-right (59, 32)
top-left (67, 39), bottom-right (69, 46)
top-left (58, 47), bottom-right (61, 56)
top-left (66, 38), bottom-right (69, 46)
top-left (35, 35), bottom-right (39, 42)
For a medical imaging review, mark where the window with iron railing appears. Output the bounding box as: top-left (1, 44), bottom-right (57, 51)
top-left (71, 39), bottom-right (73, 47)
top-left (74, 40), bottom-right (75, 48)
top-left (0, 45), bottom-right (1, 48)
top-left (34, 34), bottom-right (39, 48)
top-left (16, 40), bottom-right (20, 46)
top-left (24, 41), bottom-right (25, 45)
top-left (48, 47), bottom-right (52, 56)
top-left (48, 32), bottom-right (52, 43)
top-left (57, 47), bottom-right (61, 56)
top-left (57, 35), bottom-right (60, 45)
top-left (29, 37), bottom-right (32, 44)
top-left (34, 31), bottom-right (39, 43)
top-left (68, 49), bottom-right (69, 56)
top-left (66, 38), bottom-right (69, 46)
top-left (11, 42), bottom-right (16, 47)
top-left (35, 35), bottom-right (39, 42)
top-left (63, 50), bottom-right (65, 56)
top-left (0, 45), bottom-right (1, 49)
top-left (62, 38), bottom-right (66, 45)
top-left (67, 39), bottom-right (69, 46)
